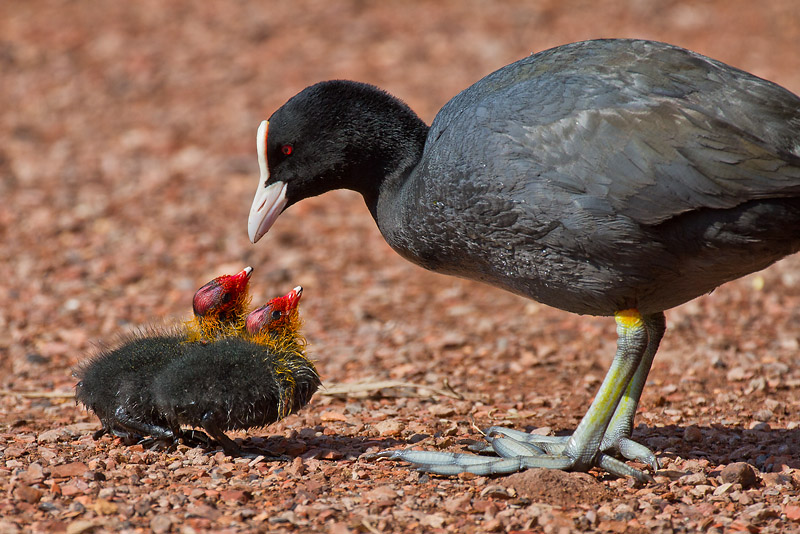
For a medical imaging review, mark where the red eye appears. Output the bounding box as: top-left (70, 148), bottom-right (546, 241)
top-left (281, 144), bottom-right (293, 155)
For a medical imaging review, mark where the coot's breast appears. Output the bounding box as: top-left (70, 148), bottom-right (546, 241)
top-left (377, 40), bottom-right (800, 316)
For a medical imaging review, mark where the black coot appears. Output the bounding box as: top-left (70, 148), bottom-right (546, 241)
top-left (248, 39), bottom-right (800, 480)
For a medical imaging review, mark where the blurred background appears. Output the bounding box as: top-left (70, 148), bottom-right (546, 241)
top-left (2, 0), bottom-right (799, 414)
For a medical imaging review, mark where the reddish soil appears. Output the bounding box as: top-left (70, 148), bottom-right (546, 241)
top-left (2, 1), bottom-right (800, 532)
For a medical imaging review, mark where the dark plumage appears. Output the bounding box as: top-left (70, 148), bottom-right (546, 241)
top-left (247, 39), bottom-right (800, 480)
top-left (74, 267), bottom-right (253, 441)
top-left (75, 281), bottom-right (318, 457)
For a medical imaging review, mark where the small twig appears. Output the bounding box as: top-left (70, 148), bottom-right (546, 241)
top-left (320, 379), bottom-right (463, 400)
top-left (361, 519), bottom-right (382, 534)
top-left (0, 389), bottom-right (74, 399)
top-left (441, 378), bottom-right (465, 400)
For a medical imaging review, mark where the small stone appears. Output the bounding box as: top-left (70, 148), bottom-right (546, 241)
top-left (363, 486), bottom-right (398, 502)
top-left (726, 367), bottom-right (750, 381)
top-left (37, 428), bottom-right (69, 443)
top-left (712, 482), bottom-right (734, 496)
top-left (690, 485), bottom-right (713, 497)
top-left (50, 462), bottom-right (89, 478)
top-left (286, 457), bottom-right (307, 477)
top-left (753, 409), bottom-right (773, 422)
top-left (761, 472), bottom-right (792, 487)
top-left (679, 472), bottom-right (708, 485)
top-left (785, 505), bottom-right (800, 521)
top-left (428, 404), bottom-right (456, 417)
top-left (719, 462), bottom-right (759, 489)
top-left (66, 520), bottom-right (98, 534)
top-left (683, 425), bottom-right (702, 442)
top-left (373, 420), bottom-right (404, 437)
top-left (472, 499), bottom-right (498, 514)
top-left (24, 463), bottom-right (45, 483)
top-left (480, 485), bottom-right (515, 499)
top-left (13, 485), bottom-right (43, 504)
top-left (92, 499), bottom-right (118, 515)
top-left (150, 514), bottom-right (174, 534)
top-left (444, 494), bottom-right (471, 513)
top-left (220, 489), bottom-right (250, 503)
top-left (328, 521), bottom-right (353, 534)
top-left (320, 411), bottom-right (347, 422)
top-left (419, 513), bottom-right (446, 528)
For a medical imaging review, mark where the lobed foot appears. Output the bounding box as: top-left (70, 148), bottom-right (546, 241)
top-left (373, 426), bottom-right (651, 482)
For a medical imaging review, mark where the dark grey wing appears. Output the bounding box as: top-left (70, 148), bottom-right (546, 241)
top-left (426, 39), bottom-right (800, 227)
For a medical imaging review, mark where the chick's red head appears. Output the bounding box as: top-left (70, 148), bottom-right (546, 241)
top-left (190, 267), bottom-right (253, 341)
top-left (246, 286), bottom-right (302, 335)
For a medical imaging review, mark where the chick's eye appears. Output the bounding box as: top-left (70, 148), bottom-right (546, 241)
top-left (281, 144), bottom-right (293, 156)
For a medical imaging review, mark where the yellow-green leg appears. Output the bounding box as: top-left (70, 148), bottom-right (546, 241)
top-left (600, 312), bottom-right (666, 469)
top-left (563, 309), bottom-right (650, 471)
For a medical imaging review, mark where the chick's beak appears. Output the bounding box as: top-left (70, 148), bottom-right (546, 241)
top-left (286, 286), bottom-right (303, 309)
top-left (248, 120), bottom-right (288, 243)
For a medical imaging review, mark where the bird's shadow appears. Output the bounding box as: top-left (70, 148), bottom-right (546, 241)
top-left (237, 431), bottom-right (403, 461)
top-left (630, 423), bottom-right (800, 471)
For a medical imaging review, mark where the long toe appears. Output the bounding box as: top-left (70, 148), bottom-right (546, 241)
top-left (373, 445), bottom-right (617, 477)
top-left (484, 427), bottom-right (657, 477)
top-left (485, 429), bottom-right (651, 481)
top-left (373, 450), bottom-right (532, 476)
top-left (602, 436), bottom-right (659, 472)
top-left (378, 425), bottom-right (653, 481)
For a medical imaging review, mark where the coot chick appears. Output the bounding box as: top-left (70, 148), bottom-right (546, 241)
top-left (248, 39), bottom-right (800, 480)
top-left (185, 266), bottom-right (254, 342)
top-left (151, 286), bottom-right (320, 456)
top-left (74, 267), bottom-right (253, 441)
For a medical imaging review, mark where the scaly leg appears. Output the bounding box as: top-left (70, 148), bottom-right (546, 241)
top-left (599, 312), bottom-right (665, 469)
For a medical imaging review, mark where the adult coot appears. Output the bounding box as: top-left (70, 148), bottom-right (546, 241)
top-left (248, 39), bottom-right (800, 480)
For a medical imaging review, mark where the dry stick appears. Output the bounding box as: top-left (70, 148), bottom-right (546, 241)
top-left (320, 379), bottom-right (464, 400)
top-left (0, 389), bottom-right (74, 399)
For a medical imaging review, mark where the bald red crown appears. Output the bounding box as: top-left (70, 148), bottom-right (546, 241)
top-left (246, 286), bottom-right (302, 334)
top-left (192, 267), bottom-right (252, 318)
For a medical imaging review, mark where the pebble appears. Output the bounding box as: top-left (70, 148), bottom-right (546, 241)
top-left (683, 425), bottom-right (702, 442)
top-left (320, 411), bottom-right (348, 422)
top-left (428, 404), bottom-right (456, 417)
top-left (50, 462), bottom-right (89, 478)
top-left (679, 472), bottom-right (708, 486)
top-left (37, 428), bottom-right (70, 443)
top-left (363, 486), bottom-right (398, 502)
top-left (373, 420), bottom-right (404, 437)
top-left (784, 505), bottom-right (800, 522)
top-left (12, 485), bottom-right (43, 504)
top-left (149, 514), bottom-right (174, 534)
top-left (753, 409), bottom-right (773, 422)
top-left (761, 472), bottom-right (792, 487)
top-left (712, 482), bottom-right (734, 496)
top-left (719, 463), bottom-right (759, 489)
top-left (480, 485), bottom-right (515, 499)
top-left (65, 520), bottom-right (98, 534)
top-left (444, 494), bottom-right (471, 514)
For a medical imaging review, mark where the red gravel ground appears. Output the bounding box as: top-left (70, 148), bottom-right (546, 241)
top-left (2, 1), bottom-right (800, 533)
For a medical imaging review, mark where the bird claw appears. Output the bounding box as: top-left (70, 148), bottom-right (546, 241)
top-left (373, 426), bottom-right (653, 482)
top-left (602, 436), bottom-right (659, 472)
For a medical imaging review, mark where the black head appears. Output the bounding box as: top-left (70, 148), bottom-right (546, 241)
top-left (248, 80), bottom-right (428, 243)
